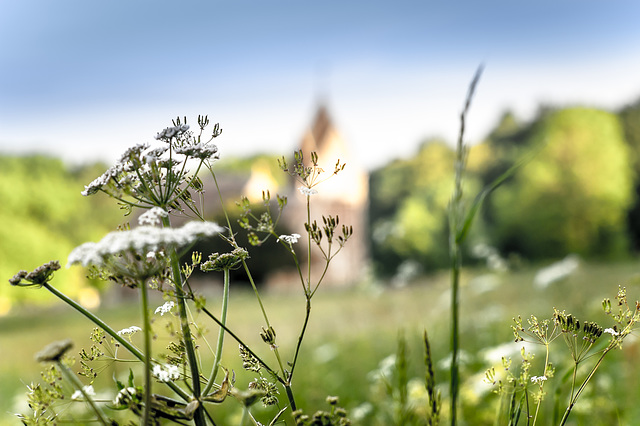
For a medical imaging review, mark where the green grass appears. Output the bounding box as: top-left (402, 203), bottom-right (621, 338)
top-left (2, 259), bottom-right (640, 425)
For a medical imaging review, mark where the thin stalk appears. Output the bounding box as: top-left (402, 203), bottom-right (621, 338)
top-left (57, 361), bottom-right (111, 425)
top-left (209, 167), bottom-right (288, 378)
top-left (449, 65), bottom-right (483, 426)
top-left (209, 167), bottom-right (273, 328)
top-left (41, 282), bottom-right (190, 401)
top-left (306, 196), bottom-right (312, 293)
top-left (203, 267), bottom-right (231, 395)
top-left (200, 306), bottom-right (282, 384)
top-left (139, 278), bottom-right (153, 425)
top-left (162, 215), bottom-right (207, 426)
top-left (559, 349), bottom-right (611, 426)
top-left (531, 345), bottom-right (551, 425)
top-left (449, 245), bottom-right (461, 426)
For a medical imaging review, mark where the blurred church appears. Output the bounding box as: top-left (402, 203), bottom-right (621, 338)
top-left (204, 105), bottom-right (369, 288)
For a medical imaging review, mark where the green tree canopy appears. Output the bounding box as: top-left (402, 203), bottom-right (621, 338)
top-left (487, 107), bottom-right (634, 259)
top-left (369, 140), bottom-right (484, 276)
top-left (0, 155), bottom-right (122, 312)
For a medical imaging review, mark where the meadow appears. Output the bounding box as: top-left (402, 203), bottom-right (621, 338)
top-left (3, 259), bottom-right (639, 425)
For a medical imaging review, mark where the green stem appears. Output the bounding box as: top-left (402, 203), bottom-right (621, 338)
top-left (58, 361), bottom-right (111, 425)
top-left (531, 345), bottom-right (550, 425)
top-left (200, 306), bottom-right (282, 384)
top-left (449, 245), bottom-right (461, 426)
top-left (163, 215), bottom-right (207, 426)
top-left (139, 278), bottom-right (153, 425)
top-left (41, 282), bottom-right (190, 401)
top-left (559, 349), bottom-right (611, 426)
top-left (204, 267), bottom-right (230, 395)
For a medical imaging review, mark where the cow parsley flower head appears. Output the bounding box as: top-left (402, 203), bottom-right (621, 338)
top-left (155, 301), bottom-right (175, 316)
top-left (299, 186), bottom-right (318, 196)
top-left (155, 124), bottom-right (190, 140)
top-left (114, 387), bottom-right (138, 406)
top-left (153, 364), bottom-right (181, 382)
top-left (68, 222), bottom-right (223, 268)
top-left (531, 375), bottom-right (548, 384)
top-left (138, 207), bottom-right (169, 227)
top-left (71, 385), bottom-right (96, 400)
top-left (9, 260), bottom-right (61, 287)
top-left (175, 142), bottom-right (220, 161)
top-left (277, 233), bottom-right (301, 244)
top-left (117, 326), bottom-right (142, 336)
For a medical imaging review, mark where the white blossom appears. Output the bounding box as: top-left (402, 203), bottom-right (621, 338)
top-left (175, 143), bottom-right (219, 160)
top-left (68, 221), bottom-right (223, 268)
top-left (153, 364), bottom-right (181, 382)
top-left (531, 375), bottom-right (548, 384)
top-left (114, 387), bottom-right (138, 405)
top-left (298, 186), bottom-right (318, 196)
top-left (277, 233), bottom-right (301, 244)
top-left (155, 301), bottom-right (175, 316)
top-left (155, 124), bottom-right (190, 140)
top-left (117, 326), bottom-right (142, 336)
top-left (138, 207), bottom-right (169, 227)
top-left (604, 328), bottom-right (619, 336)
top-left (71, 385), bottom-right (95, 400)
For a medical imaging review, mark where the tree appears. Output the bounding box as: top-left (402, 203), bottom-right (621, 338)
top-left (487, 107), bottom-right (634, 259)
top-left (369, 140), bottom-right (485, 275)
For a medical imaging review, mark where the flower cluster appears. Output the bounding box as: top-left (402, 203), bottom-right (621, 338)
top-left (277, 233), bottom-right (301, 245)
top-left (9, 260), bottom-right (61, 287)
top-left (138, 207), bottom-right (168, 227)
top-left (117, 326), bottom-right (142, 336)
top-left (153, 364), bottom-right (181, 382)
top-left (81, 117), bottom-right (222, 216)
top-left (200, 247), bottom-right (249, 272)
top-left (155, 301), bottom-right (175, 316)
top-left (71, 385), bottom-right (96, 401)
top-left (68, 221), bottom-right (222, 269)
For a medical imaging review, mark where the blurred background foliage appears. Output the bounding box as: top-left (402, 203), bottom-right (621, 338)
top-left (0, 156), bottom-right (123, 311)
top-left (369, 104), bottom-right (640, 277)
top-left (3, 100), bottom-right (640, 303)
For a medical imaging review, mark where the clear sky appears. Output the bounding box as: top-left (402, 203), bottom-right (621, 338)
top-left (2, 1), bottom-right (640, 170)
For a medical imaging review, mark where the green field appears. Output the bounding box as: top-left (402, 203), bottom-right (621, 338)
top-left (2, 259), bottom-right (640, 425)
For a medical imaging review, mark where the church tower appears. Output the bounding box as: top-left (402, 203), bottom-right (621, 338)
top-left (281, 105), bottom-right (369, 287)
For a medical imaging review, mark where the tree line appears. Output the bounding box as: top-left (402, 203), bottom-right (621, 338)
top-left (369, 101), bottom-right (640, 277)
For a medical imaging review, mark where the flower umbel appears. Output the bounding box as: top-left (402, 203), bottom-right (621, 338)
top-left (155, 301), bottom-right (175, 316)
top-left (10, 261), bottom-right (61, 287)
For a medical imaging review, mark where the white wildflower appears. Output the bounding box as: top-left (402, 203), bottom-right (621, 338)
top-left (298, 186), bottom-right (318, 196)
top-left (604, 328), bottom-right (619, 336)
top-left (138, 207), bottom-right (168, 227)
top-left (153, 364), bottom-right (181, 382)
top-left (119, 143), bottom-right (149, 162)
top-left (531, 375), bottom-right (548, 384)
top-left (277, 233), bottom-right (301, 244)
top-left (71, 385), bottom-right (95, 400)
top-left (155, 301), bottom-right (175, 316)
top-left (175, 143), bottom-right (219, 160)
top-left (144, 146), bottom-right (169, 164)
top-left (114, 387), bottom-right (138, 405)
top-left (155, 124), bottom-right (190, 140)
top-left (117, 326), bottom-right (142, 336)
top-left (68, 221), bottom-right (223, 268)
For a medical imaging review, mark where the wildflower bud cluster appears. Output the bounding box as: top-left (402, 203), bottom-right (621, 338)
top-left (9, 260), bottom-right (61, 287)
top-left (200, 247), bottom-right (249, 272)
top-left (82, 116), bottom-right (221, 217)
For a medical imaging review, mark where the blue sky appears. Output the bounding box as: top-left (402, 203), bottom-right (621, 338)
top-left (2, 1), bottom-right (640, 169)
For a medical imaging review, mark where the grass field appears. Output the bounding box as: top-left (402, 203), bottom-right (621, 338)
top-left (2, 259), bottom-right (640, 425)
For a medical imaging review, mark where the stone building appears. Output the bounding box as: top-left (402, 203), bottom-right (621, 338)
top-left (179, 105), bottom-right (369, 289)
top-left (275, 105), bottom-right (369, 288)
